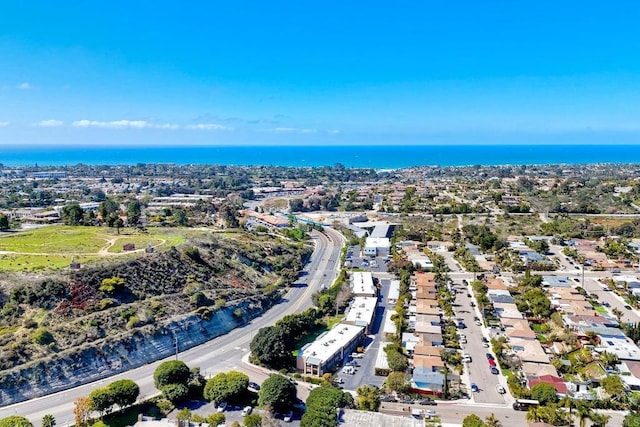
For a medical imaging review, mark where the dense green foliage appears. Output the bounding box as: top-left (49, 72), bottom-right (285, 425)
top-left (302, 386), bottom-right (354, 427)
top-left (203, 371), bottom-right (249, 404)
top-left (258, 374), bottom-right (297, 412)
top-left (0, 417), bottom-right (33, 427)
top-left (530, 382), bottom-right (558, 405)
top-left (153, 360), bottom-right (190, 389)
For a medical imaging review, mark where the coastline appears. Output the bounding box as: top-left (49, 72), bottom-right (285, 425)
top-left (2, 144), bottom-right (640, 168)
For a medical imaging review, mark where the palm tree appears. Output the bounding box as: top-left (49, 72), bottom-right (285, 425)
top-left (590, 412), bottom-right (611, 427)
top-left (485, 413), bottom-right (502, 427)
top-left (526, 406), bottom-right (542, 423)
top-left (612, 308), bottom-right (624, 325)
top-left (575, 402), bottom-right (594, 427)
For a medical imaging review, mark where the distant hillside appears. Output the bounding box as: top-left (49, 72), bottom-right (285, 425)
top-left (0, 231), bottom-right (310, 404)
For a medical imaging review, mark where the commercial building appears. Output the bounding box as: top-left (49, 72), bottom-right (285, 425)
top-left (351, 271), bottom-right (377, 297)
top-left (363, 237), bottom-right (391, 257)
top-left (344, 297), bottom-right (378, 333)
top-left (296, 324), bottom-right (365, 376)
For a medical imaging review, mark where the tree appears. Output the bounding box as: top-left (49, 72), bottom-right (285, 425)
top-left (484, 413), bottom-right (501, 427)
top-left (250, 326), bottom-right (293, 369)
top-left (0, 417), bottom-right (33, 427)
top-left (590, 412), bottom-right (610, 427)
top-left (623, 412), bottom-right (640, 427)
top-left (243, 414), bottom-right (262, 427)
top-left (385, 372), bottom-right (409, 394)
top-left (62, 204), bottom-right (84, 225)
top-left (302, 386), bottom-right (353, 427)
top-left (206, 414), bottom-right (226, 426)
top-left (258, 374), bottom-right (297, 412)
top-left (108, 379), bottom-right (139, 408)
top-left (0, 214), bottom-right (9, 231)
top-left (41, 415), bottom-right (55, 427)
top-left (99, 277), bottom-right (125, 294)
top-left (530, 382), bottom-right (558, 405)
top-left (162, 383), bottom-right (189, 404)
top-left (88, 387), bottom-right (115, 414)
top-left (462, 414), bottom-right (487, 427)
top-left (612, 308), bottom-right (624, 325)
top-left (126, 200), bottom-right (142, 226)
top-left (154, 360), bottom-right (191, 389)
top-left (601, 374), bottom-right (626, 398)
top-left (31, 327), bottom-right (54, 345)
top-left (356, 385), bottom-right (380, 411)
top-left (174, 208), bottom-right (188, 226)
top-left (203, 371), bottom-right (249, 404)
top-left (74, 397), bottom-right (91, 427)
top-left (99, 199), bottom-right (119, 221)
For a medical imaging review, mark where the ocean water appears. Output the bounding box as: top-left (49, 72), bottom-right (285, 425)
top-left (1, 144), bottom-right (640, 168)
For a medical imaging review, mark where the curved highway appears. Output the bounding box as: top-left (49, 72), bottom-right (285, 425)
top-left (0, 228), bottom-right (345, 425)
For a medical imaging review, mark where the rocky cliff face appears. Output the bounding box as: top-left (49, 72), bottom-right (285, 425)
top-left (0, 296), bottom-right (277, 406)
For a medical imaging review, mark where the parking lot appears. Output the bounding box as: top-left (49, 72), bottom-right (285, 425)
top-left (336, 247), bottom-right (390, 391)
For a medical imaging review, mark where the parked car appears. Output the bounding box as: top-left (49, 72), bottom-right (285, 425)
top-left (216, 402), bottom-right (228, 413)
top-left (488, 358), bottom-right (496, 366)
top-left (486, 353), bottom-right (494, 360)
top-left (603, 302), bottom-right (611, 307)
top-left (399, 396), bottom-right (414, 404)
top-left (490, 366), bottom-right (499, 375)
top-left (424, 409), bottom-right (437, 417)
top-left (482, 340), bottom-right (490, 348)
top-left (248, 381), bottom-right (261, 390)
top-left (418, 398), bottom-right (436, 405)
top-left (460, 336), bottom-right (467, 344)
top-left (463, 353), bottom-right (472, 363)
top-left (242, 406), bottom-right (253, 416)
top-left (496, 384), bottom-right (506, 394)
top-left (475, 319), bottom-right (482, 326)
top-left (471, 383), bottom-right (479, 392)
top-left (625, 305), bottom-right (633, 310)
top-left (381, 395), bottom-right (397, 402)
top-left (284, 410), bottom-right (293, 422)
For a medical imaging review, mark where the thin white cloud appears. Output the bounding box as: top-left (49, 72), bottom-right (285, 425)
top-left (36, 119), bottom-right (64, 127)
top-left (0, 121), bottom-right (8, 127)
top-left (185, 123), bottom-right (233, 131)
top-left (273, 127), bottom-right (317, 134)
top-left (18, 82), bottom-right (32, 90)
top-left (72, 119), bottom-right (179, 130)
top-left (327, 129), bottom-right (341, 135)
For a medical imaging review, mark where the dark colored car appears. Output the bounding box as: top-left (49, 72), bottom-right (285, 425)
top-left (248, 381), bottom-right (261, 390)
top-left (381, 395), bottom-right (397, 402)
top-left (625, 305), bottom-right (633, 310)
top-left (490, 366), bottom-right (499, 375)
top-left (418, 398), bottom-right (437, 405)
top-left (486, 353), bottom-right (494, 360)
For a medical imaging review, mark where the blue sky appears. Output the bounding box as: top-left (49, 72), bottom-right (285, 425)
top-left (1, 1), bottom-right (639, 146)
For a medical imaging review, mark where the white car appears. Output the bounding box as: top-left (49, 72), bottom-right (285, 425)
top-left (475, 319), bottom-right (482, 326)
top-left (424, 409), bottom-right (438, 417)
top-left (496, 384), bottom-right (506, 394)
top-left (284, 410), bottom-right (293, 422)
top-left (242, 406), bottom-right (253, 416)
top-left (216, 402), bottom-right (228, 413)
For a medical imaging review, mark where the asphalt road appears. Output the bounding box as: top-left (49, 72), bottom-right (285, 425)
top-left (0, 228), bottom-right (345, 426)
top-left (453, 282), bottom-right (507, 405)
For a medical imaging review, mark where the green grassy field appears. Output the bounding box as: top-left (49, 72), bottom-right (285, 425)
top-left (0, 226), bottom-right (189, 272)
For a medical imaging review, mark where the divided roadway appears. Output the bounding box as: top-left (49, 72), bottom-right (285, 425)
top-left (0, 228), bottom-right (345, 426)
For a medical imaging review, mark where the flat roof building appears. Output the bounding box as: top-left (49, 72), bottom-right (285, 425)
top-left (351, 271), bottom-right (377, 297)
top-left (297, 324), bottom-right (365, 376)
top-left (364, 237), bottom-right (391, 257)
top-left (345, 297), bottom-right (378, 333)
